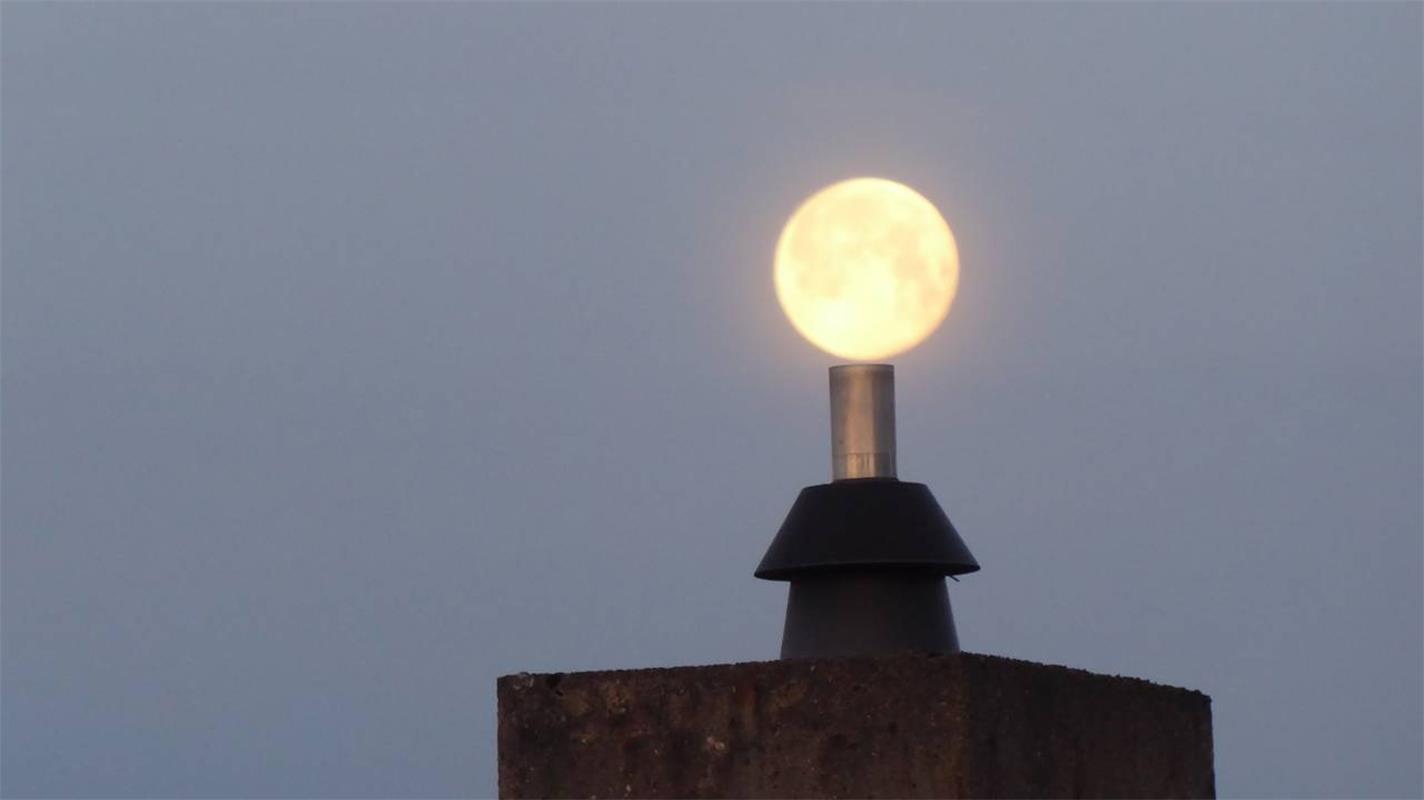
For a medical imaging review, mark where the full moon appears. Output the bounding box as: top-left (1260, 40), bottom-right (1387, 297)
top-left (774, 177), bottom-right (959, 362)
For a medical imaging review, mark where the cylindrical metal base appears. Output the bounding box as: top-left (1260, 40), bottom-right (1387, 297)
top-left (779, 573), bottom-right (959, 659)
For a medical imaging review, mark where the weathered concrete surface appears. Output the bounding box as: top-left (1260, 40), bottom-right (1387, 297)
top-left (497, 652), bottom-right (1213, 799)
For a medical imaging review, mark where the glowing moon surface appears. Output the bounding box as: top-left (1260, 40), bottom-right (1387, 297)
top-left (774, 177), bottom-right (959, 361)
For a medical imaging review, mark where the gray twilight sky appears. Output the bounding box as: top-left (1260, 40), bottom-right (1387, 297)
top-left (2, 3), bottom-right (1420, 798)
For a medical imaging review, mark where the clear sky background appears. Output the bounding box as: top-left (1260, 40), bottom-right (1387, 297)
top-left (3, 4), bottom-right (1420, 798)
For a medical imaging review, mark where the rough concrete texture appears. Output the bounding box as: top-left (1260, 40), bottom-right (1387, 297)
top-left (497, 652), bottom-right (1213, 799)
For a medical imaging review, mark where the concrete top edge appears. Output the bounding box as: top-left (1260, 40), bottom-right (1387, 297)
top-left (496, 650), bottom-right (1211, 702)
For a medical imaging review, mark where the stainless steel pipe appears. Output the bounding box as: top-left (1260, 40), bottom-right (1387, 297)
top-left (829, 364), bottom-right (897, 481)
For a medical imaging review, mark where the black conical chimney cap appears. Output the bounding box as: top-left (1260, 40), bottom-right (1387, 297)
top-left (755, 479), bottom-right (980, 581)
